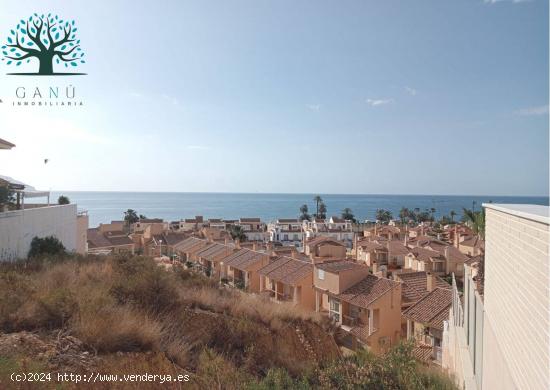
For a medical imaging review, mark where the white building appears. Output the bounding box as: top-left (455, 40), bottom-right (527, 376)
top-left (302, 216), bottom-right (354, 246)
top-left (268, 218), bottom-right (303, 247)
top-left (236, 218), bottom-right (267, 242)
top-left (443, 203), bottom-right (550, 389)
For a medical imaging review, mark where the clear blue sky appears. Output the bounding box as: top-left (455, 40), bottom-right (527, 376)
top-left (0, 0), bottom-right (548, 196)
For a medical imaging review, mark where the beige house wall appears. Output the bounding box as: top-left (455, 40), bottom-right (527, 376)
top-left (482, 205), bottom-right (549, 390)
top-left (76, 213), bottom-right (89, 254)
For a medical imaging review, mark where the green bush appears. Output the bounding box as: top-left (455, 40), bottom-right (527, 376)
top-left (57, 195), bottom-right (70, 205)
top-left (28, 236), bottom-right (66, 258)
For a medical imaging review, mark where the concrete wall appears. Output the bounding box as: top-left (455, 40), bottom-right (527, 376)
top-left (0, 204), bottom-right (78, 261)
top-left (482, 205), bottom-right (549, 390)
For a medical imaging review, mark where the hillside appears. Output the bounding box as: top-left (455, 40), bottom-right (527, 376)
top-left (0, 254), bottom-right (455, 389)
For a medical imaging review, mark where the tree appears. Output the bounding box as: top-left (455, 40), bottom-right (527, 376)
top-left (313, 195), bottom-right (323, 219)
top-left (450, 210), bottom-right (456, 222)
top-left (398, 207), bottom-right (410, 224)
top-left (462, 208), bottom-right (485, 239)
top-left (28, 236), bottom-right (66, 258)
top-left (57, 195), bottom-right (70, 205)
top-left (376, 209), bottom-right (393, 224)
top-left (430, 207), bottom-right (436, 218)
top-left (341, 207), bottom-right (356, 222)
top-left (299, 204), bottom-right (310, 221)
top-left (139, 214), bottom-right (147, 220)
top-left (0, 185), bottom-right (15, 209)
top-left (124, 209), bottom-right (139, 226)
top-left (318, 202), bottom-right (327, 219)
top-left (229, 225), bottom-right (247, 242)
top-left (1, 13), bottom-right (85, 75)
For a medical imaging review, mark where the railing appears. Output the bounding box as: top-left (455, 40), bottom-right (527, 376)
top-left (342, 314), bottom-right (364, 327)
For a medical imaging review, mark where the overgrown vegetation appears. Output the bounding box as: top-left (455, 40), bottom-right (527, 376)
top-left (27, 236), bottom-right (66, 258)
top-left (0, 254), bottom-right (456, 389)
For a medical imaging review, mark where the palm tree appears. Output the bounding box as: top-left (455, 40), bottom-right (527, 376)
top-left (450, 210), bottom-right (456, 222)
top-left (341, 207), bottom-right (355, 222)
top-left (124, 209), bottom-right (139, 226)
top-left (229, 225), bottom-right (247, 242)
top-left (399, 207), bottom-right (410, 224)
top-left (430, 207), bottom-right (436, 217)
top-left (376, 209), bottom-right (393, 224)
top-left (462, 208), bottom-right (485, 239)
top-left (299, 204), bottom-right (310, 221)
top-left (313, 195), bottom-right (323, 218)
top-left (318, 202), bottom-right (327, 219)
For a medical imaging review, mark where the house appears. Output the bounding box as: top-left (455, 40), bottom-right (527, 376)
top-left (258, 256), bottom-right (315, 310)
top-left (364, 225), bottom-right (401, 240)
top-left (147, 232), bottom-right (188, 258)
top-left (87, 228), bottom-right (134, 254)
top-left (457, 235), bottom-right (484, 257)
top-left (443, 204), bottom-right (550, 390)
top-left (302, 217), bottom-right (354, 246)
top-left (220, 248), bottom-right (270, 292)
top-left (195, 242), bottom-right (233, 279)
top-left (395, 271), bottom-right (451, 309)
top-left (207, 218), bottom-right (226, 230)
top-left (179, 216), bottom-right (205, 231)
top-left (172, 237), bottom-right (209, 262)
top-left (313, 260), bottom-right (402, 354)
top-left (403, 287), bottom-right (452, 365)
top-left (236, 217), bottom-right (267, 242)
top-left (304, 236), bottom-right (347, 260)
top-left (268, 218), bottom-right (303, 247)
top-left (356, 238), bottom-right (409, 269)
top-left (131, 218), bottom-right (166, 233)
top-left (404, 237), bottom-right (468, 278)
top-left (0, 141), bottom-right (88, 261)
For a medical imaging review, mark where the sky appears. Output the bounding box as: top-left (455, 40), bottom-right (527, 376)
top-left (0, 0), bottom-right (548, 196)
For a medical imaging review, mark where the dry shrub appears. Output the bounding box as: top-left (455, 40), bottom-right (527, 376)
top-left (73, 305), bottom-right (161, 353)
top-left (110, 256), bottom-right (178, 313)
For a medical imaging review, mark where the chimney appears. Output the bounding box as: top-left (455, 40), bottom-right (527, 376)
top-left (426, 272), bottom-right (435, 292)
top-left (404, 235), bottom-right (408, 247)
top-left (421, 225), bottom-right (425, 236)
top-left (372, 261), bottom-right (378, 274)
top-left (291, 249), bottom-right (297, 259)
top-left (354, 234), bottom-right (358, 261)
top-left (252, 242), bottom-right (258, 251)
top-left (374, 224), bottom-right (378, 236)
top-left (235, 239), bottom-right (241, 249)
top-left (224, 237), bottom-right (229, 245)
top-left (437, 233), bottom-right (441, 240)
top-left (444, 246), bottom-right (449, 260)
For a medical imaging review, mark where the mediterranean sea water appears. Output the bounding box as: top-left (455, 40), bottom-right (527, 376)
top-left (50, 192), bottom-right (549, 228)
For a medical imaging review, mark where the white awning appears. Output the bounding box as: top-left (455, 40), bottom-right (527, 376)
top-left (0, 175), bottom-right (50, 198)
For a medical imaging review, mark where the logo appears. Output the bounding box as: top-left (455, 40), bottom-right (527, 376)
top-left (1, 13), bottom-right (86, 76)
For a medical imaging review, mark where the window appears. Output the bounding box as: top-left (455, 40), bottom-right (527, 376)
top-left (318, 269), bottom-right (325, 280)
top-left (329, 299), bottom-right (341, 323)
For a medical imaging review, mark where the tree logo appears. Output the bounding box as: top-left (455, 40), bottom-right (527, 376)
top-left (1, 13), bottom-right (86, 76)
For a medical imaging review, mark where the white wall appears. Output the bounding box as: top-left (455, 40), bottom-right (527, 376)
top-left (0, 204), bottom-right (77, 261)
top-left (482, 204), bottom-right (549, 390)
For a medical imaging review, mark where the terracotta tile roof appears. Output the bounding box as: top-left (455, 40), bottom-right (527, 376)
top-left (222, 248), bottom-right (269, 271)
top-left (315, 260), bottom-right (365, 274)
top-left (196, 243), bottom-right (230, 261)
top-left (240, 218), bottom-right (261, 223)
top-left (160, 233), bottom-right (188, 246)
top-left (388, 240), bottom-right (409, 256)
top-left (335, 275), bottom-right (400, 309)
top-left (277, 218), bottom-right (300, 223)
top-left (407, 247), bottom-right (445, 263)
top-left (258, 257), bottom-right (313, 286)
top-left (173, 237), bottom-right (207, 253)
top-left (87, 228), bottom-right (133, 248)
top-left (306, 236), bottom-right (346, 248)
top-left (397, 272), bottom-right (451, 305)
top-left (358, 240), bottom-right (386, 251)
top-left (460, 236), bottom-right (484, 249)
top-left (87, 228), bottom-right (113, 248)
top-left (402, 288), bottom-right (452, 330)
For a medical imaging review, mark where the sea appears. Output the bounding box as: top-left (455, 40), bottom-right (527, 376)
top-left (50, 192), bottom-right (549, 228)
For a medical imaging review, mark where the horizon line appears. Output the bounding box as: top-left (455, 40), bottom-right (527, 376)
top-left (50, 190), bottom-right (549, 198)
